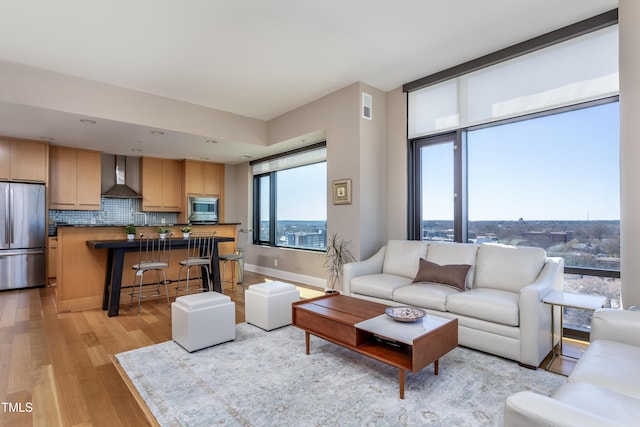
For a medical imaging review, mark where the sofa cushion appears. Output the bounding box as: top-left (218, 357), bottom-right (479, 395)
top-left (553, 382), bottom-right (640, 426)
top-left (412, 258), bottom-right (471, 292)
top-left (382, 240), bottom-right (429, 279)
top-left (393, 283), bottom-right (460, 311)
top-left (426, 242), bottom-right (478, 289)
top-left (446, 288), bottom-right (520, 326)
top-left (350, 274), bottom-right (412, 300)
top-left (569, 339), bottom-right (640, 399)
top-left (474, 243), bottom-right (546, 292)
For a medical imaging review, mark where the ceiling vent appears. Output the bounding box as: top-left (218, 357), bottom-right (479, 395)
top-left (102, 155), bottom-right (142, 199)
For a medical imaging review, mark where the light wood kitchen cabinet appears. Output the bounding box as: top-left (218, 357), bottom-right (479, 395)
top-left (181, 160), bottom-right (225, 223)
top-left (49, 146), bottom-right (101, 210)
top-left (184, 160), bottom-right (224, 197)
top-left (0, 137), bottom-right (48, 182)
top-left (140, 156), bottom-right (182, 211)
top-left (47, 236), bottom-right (57, 285)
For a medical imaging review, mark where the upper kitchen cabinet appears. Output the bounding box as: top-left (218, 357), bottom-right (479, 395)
top-left (140, 156), bottom-right (182, 212)
top-left (49, 146), bottom-right (101, 210)
top-left (181, 160), bottom-right (224, 223)
top-left (184, 160), bottom-right (224, 197)
top-left (0, 137), bottom-right (48, 182)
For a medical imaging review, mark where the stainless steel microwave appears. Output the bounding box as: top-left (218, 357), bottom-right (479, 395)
top-left (188, 196), bottom-right (219, 223)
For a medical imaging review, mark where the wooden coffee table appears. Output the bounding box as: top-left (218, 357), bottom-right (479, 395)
top-left (292, 294), bottom-right (458, 399)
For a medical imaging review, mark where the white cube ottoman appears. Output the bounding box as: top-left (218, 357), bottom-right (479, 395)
top-left (172, 292), bottom-right (236, 352)
top-left (245, 281), bottom-right (300, 331)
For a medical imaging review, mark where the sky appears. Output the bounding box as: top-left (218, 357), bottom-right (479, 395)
top-left (422, 100), bottom-right (620, 221)
top-left (275, 162), bottom-right (327, 221)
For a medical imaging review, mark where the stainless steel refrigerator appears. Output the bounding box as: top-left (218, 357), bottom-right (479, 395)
top-left (0, 182), bottom-right (46, 290)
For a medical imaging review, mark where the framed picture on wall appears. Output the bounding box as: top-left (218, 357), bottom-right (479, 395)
top-left (333, 179), bottom-right (352, 205)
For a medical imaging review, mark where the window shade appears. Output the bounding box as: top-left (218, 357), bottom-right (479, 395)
top-left (251, 146), bottom-right (326, 175)
top-left (408, 25), bottom-right (618, 139)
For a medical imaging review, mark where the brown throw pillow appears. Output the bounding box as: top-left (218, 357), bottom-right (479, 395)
top-left (412, 258), bottom-right (471, 292)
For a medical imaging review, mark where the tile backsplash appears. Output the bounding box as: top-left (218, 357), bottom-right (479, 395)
top-left (49, 198), bottom-right (178, 235)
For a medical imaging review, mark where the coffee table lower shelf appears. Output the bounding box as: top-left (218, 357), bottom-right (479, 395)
top-left (292, 295), bottom-right (458, 399)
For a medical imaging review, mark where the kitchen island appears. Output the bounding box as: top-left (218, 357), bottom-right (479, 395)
top-left (54, 224), bottom-right (237, 313)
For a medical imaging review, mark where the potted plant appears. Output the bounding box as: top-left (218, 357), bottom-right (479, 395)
top-left (322, 232), bottom-right (355, 294)
top-left (181, 226), bottom-right (192, 239)
top-left (124, 224), bottom-right (136, 240)
top-left (157, 227), bottom-right (170, 239)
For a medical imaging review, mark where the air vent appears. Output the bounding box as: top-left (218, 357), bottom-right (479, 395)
top-left (362, 92), bottom-right (372, 120)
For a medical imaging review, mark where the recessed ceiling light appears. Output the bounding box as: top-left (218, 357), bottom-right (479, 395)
top-left (39, 136), bottom-right (54, 141)
top-left (150, 130), bottom-right (165, 135)
top-left (131, 148), bottom-right (143, 152)
top-left (200, 157), bottom-right (210, 161)
top-left (241, 155), bottom-right (252, 159)
top-left (206, 139), bottom-right (218, 144)
top-left (79, 119), bottom-right (96, 124)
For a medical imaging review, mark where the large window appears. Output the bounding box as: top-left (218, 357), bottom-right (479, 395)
top-left (407, 14), bottom-right (619, 333)
top-left (412, 100), bottom-right (620, 331)
top-left (252, 144), bottom-right (327, 251)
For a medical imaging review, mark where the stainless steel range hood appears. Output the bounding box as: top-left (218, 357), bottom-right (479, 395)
top-left (102, 155), bottom-right (142, 199)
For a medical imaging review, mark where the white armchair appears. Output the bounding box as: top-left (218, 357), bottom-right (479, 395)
top-left (504, 308), bottom-right (640, 427)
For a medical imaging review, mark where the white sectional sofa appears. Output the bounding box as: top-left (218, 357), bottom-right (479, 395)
top-left (504, 308), bottom-right (640, 426)
top-left (342, 240), bottom-right (565, 367)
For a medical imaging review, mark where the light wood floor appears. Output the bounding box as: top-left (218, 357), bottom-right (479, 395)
top-left (1, 275), bottom-right (584, 426)
top-left (0, 272), bottom-right (323, 427)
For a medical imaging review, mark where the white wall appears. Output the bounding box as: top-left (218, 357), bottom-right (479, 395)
top-left (619, 0), bottom-right (640, 308)
top-left (358, 83), bottom-right (388, 259)
top-left (0, 60), bottom-right (266, 146)
top-left (238, 82), bottom-right (389, 289)
top-left (385, 88), bottom-right (408, 240)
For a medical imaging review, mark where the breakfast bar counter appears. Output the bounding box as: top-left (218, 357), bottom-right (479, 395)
top-left (88, 235), bottom-right (234, 316)
top-left (54, 224), bottom-right (237, 314)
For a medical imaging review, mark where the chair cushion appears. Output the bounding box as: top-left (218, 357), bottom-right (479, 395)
top-left (569, 339), bottom-right (640, 399)
top-left (350, 274), bottom-right (412, 300)
top-left (425, 242), bottom-right (478, 289)
top-left (393, 283), bottom-right (459, 311)
top-left (474, 243), bottom-right (546, 292)
top-left (446, 288), bottom-right (520, 326)
top-left (180, 258), bottom-right (210, 266)
top-left (174, 291), bottom-right (231, 310)
top-left (382, 240), bottom-right (429, 279)
top-left (133, 261), bottom-right (169, 270)
top-left (552, 382), bottom-right (640, 426)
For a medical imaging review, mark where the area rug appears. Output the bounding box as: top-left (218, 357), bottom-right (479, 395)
top-left (115, 323), bottom-right (565, 426)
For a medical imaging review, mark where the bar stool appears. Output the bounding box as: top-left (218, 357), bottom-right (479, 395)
top-left (219, 229), bottom-right (251, 289)
top-left (175, 232), bottom-right (216, 296)
top-left (129, 233), bottom-right (172, 315)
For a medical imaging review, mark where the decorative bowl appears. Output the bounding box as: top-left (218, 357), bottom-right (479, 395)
top-left (385, 306), bottom-right (426, 322)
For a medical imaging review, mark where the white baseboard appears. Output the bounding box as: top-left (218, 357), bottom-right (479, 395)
top-left (245, 263), bottom-right (326, 289)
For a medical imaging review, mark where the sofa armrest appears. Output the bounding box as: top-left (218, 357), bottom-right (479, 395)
top-left (342, 246), bottom-right (386, 295)
top-left (591, 308), bottom-right (640, 346)
top-left (518, 257), bottom-right (564, 367)
top-left (504, 391), bottom-right (622, 427)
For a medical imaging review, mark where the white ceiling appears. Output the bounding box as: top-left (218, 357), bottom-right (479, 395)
top-left (0, 0), bottom-right (617, 163)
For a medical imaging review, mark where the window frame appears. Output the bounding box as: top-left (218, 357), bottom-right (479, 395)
top-left (251, 142), bottom-right (327, 251)
top-left (408, 96), bottom-right (620, 282)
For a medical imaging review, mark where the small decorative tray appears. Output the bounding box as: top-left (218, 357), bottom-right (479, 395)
top-left (385, 306), bottom-right (426, 322)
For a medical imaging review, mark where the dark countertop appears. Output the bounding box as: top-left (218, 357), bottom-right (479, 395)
top-left (87, 235), bottom-right (235, 249)
top-left (49, 222), bottom-right (240, 236)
